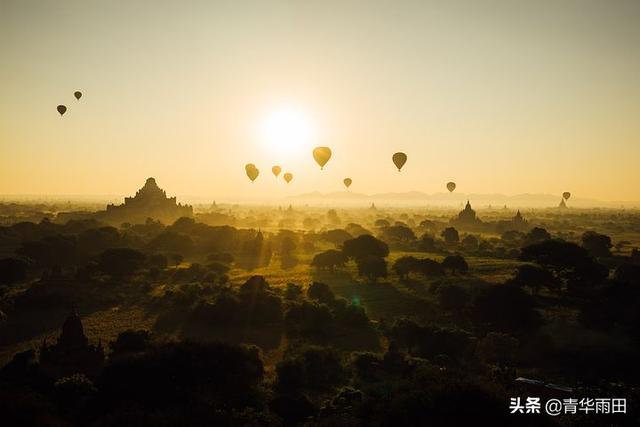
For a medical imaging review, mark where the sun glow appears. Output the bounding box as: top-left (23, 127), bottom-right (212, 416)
top-left (259, 107), bottom-right (315, 159)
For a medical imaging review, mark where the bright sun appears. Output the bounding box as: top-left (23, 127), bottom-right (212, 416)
top-left (260, 107), bottom-right (315, 158)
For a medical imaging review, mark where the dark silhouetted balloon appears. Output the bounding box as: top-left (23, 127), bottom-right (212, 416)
top-left (313, 147), bottom-right (332, 170)
top-left (343, 178), bottom-right (352, 189)
top-left (272, 166), bottom-right (282, 177)
top-left (392, 152), bottom-right (407, 171)
top-left (563, 192), bottom-right (571, 200)
top-left (245, 163), bottom-right (259, 182)
top-left (74, 91), bottom-right (82, 100)
top-left (57, 105), bottom-right (67, 116)
top-left (447, 182), bottom-right (456, 192)
top-left (283, 172), bottom-right (293, 183)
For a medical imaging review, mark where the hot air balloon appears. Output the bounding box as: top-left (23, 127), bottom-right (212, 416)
top-left (446, 182), bottom-right (456, 193)
top-left (283, 172), bottom-right (293, 183)
top-left (74, 91), bottom-right (82, 100)
top-left (57, 105), bottom-right (67, 116)
top-left (272, 166), bottom-right (282, 178)
top-left (563, 192), bottom-right (571, 200)
top-left (343, 178), bottom-right (352, 189)
top-left (245, 163), bottom-right (259, 182)
top-left (392, 152), bottom-right (407, 171)
top-left (312, 147), bottom-right (332, 170)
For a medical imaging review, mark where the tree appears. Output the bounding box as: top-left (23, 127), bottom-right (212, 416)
top-left (148, 254), bottom-right (168, 269)
top-left (109, 330), bottom-right (150, 358)
top-left (98, 248), bottom-right (146, 278)
top-left (344, 223), bottom-right (371, 237)
top-left (311, 250), bottom-right (348, 271)
top-left (523, 227), bottom-right (551, 246)
top-left (510, 264), bottom-right (558, 295)
top-left (461, 235), bottom-right (479, 251)
top-left (78, 226), bottom-right (121, 254)
top-left (442, 255), bottom-right (469, 274)
top-left (342, 234), bottom-right (389, 261)
top-left (581, 231), bottom-right (612, 258)
top-left (0, 258), bottom-right (29, 285)
top-left (418, 258), bottom-right (445, 277)
top-left (441, 227), bottom-right (459, 245)
top-left (472, 284), bottom-right (541, 333)
top-left (307, 282), bottom-right (335, 304)
top-left (374, 219), bottom-right (391, 228)
top-left (17, 235), bottom-right (80, 269)
top-left (613, 263), bottom-right (640, 286)
top-left (477, 332), bottom-right (519, 366)
top-left (392, 256), bottom-right (420, 280)
top-left (326, 209), bottom-right (341, 226)
top-left (148, 231), bottom-right (194, 255)
top-left (437, 285), bottom-right (470, 312)
top-left (322, 229), bottom-right (353, 247)
top-left (280, 236), bottom-right (298, 269)
top-left (520, 239), bottom-right (608, 294)
top-left (378, 225), bottom-right (416, 244)
top-left (99, 341), bottom-right (264, 412)
top-left (419, 234), bottom-right (436, 251)
top-left (356, 256), bottom-right (387, 282)
top-left (501, 230), bottom-right (524, 245)
top-left (520, 239), bottom-right (589, 268)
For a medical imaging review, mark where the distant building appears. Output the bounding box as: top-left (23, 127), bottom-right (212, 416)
top-left (451, 200), bottom-right (483, 228)
top-left (39, 305), bottom-right (104, 378)
top-left (98, 177), bottom-right (192, 225)
top-left (512, 210), bottom-right (528, 226)
top-left (496, 209), bottom-right (529, 232)
top-left (558, 198), bottom-right (567, 209)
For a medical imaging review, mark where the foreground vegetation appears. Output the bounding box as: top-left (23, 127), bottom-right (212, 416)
top-left (1, 204), bottom-right (639, 426)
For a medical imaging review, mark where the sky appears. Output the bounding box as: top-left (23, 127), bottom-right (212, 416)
top-left (1, 0), bottom-right (639, 202)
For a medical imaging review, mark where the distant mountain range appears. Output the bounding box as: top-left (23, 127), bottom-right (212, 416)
top-left (289, 191), bottom-right (638, 208)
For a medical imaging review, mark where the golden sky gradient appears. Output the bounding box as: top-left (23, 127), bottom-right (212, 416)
top-left (1, 1), bottom-right (639, 201)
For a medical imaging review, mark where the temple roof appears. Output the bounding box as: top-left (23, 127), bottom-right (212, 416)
top-left (59, 304), bottom-right (88, 348)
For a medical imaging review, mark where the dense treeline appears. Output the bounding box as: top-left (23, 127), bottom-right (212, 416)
top-left (1, 211), bottom-right (639, 426)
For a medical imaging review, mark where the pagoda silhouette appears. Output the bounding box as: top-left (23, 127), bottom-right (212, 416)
top-left (99, 177), bottom-right (193, 225)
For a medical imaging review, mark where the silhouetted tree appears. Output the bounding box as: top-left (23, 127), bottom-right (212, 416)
top-left (581, 230), bottom-right (613, 258)
top-left (98, 248), bottom-right (146, 278)
top-left (419, 233), bottom-right (436, 251)
top-left (276, 347), bottom-right (346, 392)
top-left (307, 282), bottom-right (335, 305)
top-left (378, 225), bottom-right (416, 244)
top-left (0, 258), bottom-right (29, 285)
top-left (441, 227), bottom-right (459, 245)
top-left (442, 255), bottom-right (469, 274)
top-left (148, 254), bottom-right (168, 269)
top-left (437, 284), bottom-right (470, 312)
top-left (374, 219), bottom-right (391, 228)
top-left (148, 231), bottom-right (194, 255)
top-left (342, 235), bottom-right (389, 261)
top-left (393, 256), bottom-right (420, 280)
top-left (418, 258), bottom-right (446, 277)
top-left (356, 256), bottom-right (387, 282)
top-left (17, 235), bottom-right (80, 269)
top-left (472, 284), bottom-right (541, 333)
top-left (109, 330), bottom-right (150, 359)
top-left (311, 250), bottom-right (347, 271)
top-left (477, 332), bottom-right (519, 366)
top-left (509, 264), bottom-right (558, 295)
top-left (461, 234), bottom-right (479, 251)
top-left (523, 227), bottom-right (551, 246)
top-left (614, 263), bottom-right (640, 285)
top-left (322, 229), bottom-right (353, 247)
top-left (520, 239), bottom-right (608, 294)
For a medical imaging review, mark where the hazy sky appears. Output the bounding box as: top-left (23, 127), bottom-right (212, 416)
top-left (1, 0), bottom-right (639, 201)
